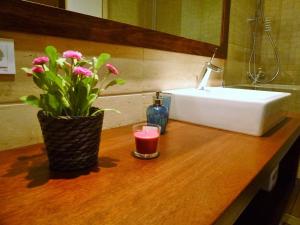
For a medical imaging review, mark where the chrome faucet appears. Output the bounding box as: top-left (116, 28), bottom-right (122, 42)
top-left (249, 67), bottom-right (265, 85)
top-left (197, 48), bottom-right (223, 90)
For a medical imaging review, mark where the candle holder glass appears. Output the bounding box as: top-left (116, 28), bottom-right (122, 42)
top-left (132, 123), bottom-right (161, 159)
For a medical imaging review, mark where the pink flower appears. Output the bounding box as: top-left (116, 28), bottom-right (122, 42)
top-left (73, 66), bottom-right (92, 77)
top-left (106, 63), bottom-right (119, 75)
top-left (32, 66), bottom-right (44, 74)
top-left (32, 56), bottom-right (49, 65)
top-left (63, 50), bottom-right (82, 60)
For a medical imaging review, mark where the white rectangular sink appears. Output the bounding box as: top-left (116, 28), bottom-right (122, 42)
top-left (163, 87), bottom-right (291, 136)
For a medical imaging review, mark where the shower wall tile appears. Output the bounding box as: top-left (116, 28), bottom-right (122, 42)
top-left (224, 44), bottom-right (250, 85)
top-left (227, 0), bottom-right (300, 113)
top-left (224, 0), bottom-right (257, 86)
top-left (227, 0), bottom-right (256, 48)
top-left (261, 0), bottom-right (300, 114)
top-left (261, 0), bottom-right (300, 89)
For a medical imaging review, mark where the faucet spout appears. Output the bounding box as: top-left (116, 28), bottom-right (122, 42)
top-left (197, 62), bottom-right (223, 90)
top-left (198, 64), bottom-right (213, 90)
top-left (197, 48), bottom-right (223, 90)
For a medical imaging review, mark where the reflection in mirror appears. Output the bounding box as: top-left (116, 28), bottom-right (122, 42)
top-left (104, 0), bottom-right (223, 45)
top-left (65, 0), bottom-right (104, 17)
top-left (28, 0), bottom-right (223, 46)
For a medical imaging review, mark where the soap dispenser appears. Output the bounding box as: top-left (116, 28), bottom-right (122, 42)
top-left (147, 92), bottom-right (169, 134)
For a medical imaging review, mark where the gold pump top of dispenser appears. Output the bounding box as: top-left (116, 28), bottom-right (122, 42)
top-left (153, 92), bottom-right (163, 105)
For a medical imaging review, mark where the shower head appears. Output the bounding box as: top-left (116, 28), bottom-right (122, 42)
top-left (264, 17), bottom-right (272, 32)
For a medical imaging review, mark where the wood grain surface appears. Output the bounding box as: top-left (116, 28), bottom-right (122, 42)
top-left (0, 119), bottom-right (299, 225)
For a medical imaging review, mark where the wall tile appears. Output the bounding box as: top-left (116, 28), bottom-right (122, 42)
top-left (0, 31), bottom-right (225, 103)
top-left (224, 0), bottom-right (256, 86)
top-left (0, 104), bottom-right (42, 151)
top-left (93, 93), bottom-right (153, 129)
top-left (0, 93), bottom-right (154, 151)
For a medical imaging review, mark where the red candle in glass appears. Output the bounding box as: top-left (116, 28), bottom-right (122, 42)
top-left (132, 123), bottom-right (161, 159)
top-left (134, 129), bottom-right (159, 154)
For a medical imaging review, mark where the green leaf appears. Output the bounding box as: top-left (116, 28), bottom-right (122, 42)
top-left (91, 74), bottom-right (99, 88)
top-left (33, 76), bottom-right (47, 90)
top-left (39, 94), bottom-right (49, 113)
top-left (21, 67), bottom-right (32, 74)
top-left (48, 94), bottom-right (60, 112)
top-left (95, 53), bottom-right (110, 70)
top-left (58, 74), bottom-right (67, 86)
top-left (56, 58), bottom-right (66, 67)
top-left (90, 108), bottom-right (120, 116)
top-left (63, 74), bottom-right (72, 85)
top-left (21, 67), bottom-right (40, 79)
top-left (90, 109), bottom-right (102, 116)
top-left (61, 96), bottom-right (70, 108)
top-left (88, 93), bottom-right (98, 105)
top-left (104, 78), bottom-right (125, 90)
top-left (55, 59), bottom-right (70, 78)
top-left (81, 93), bottom-right (98, 114)
top-left (77, 59), bottom-right (91, 67)
top-left (78, 82), bottom-right (89, 103)
top-left (45, 70), bottom-right (64, 91)
top-left (40, 93), bottom-right (62, 116)
top-left (100, 108), bottom-right (120, 114)
top-left (45, 46), bottom-right (58, 71)
top-left (20, 95), bottom-right (40, 108)
top-left (82, 77), bottom-right (93, 86)
top-left (90, 88), bottom-right (99, 94)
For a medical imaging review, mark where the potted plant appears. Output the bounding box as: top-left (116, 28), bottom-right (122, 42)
top-left (21, 46), bottom-right (125, 171)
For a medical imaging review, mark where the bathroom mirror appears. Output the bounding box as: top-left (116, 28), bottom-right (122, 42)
top-left (52, 0), bottom-right (222, 46)
top-left (104, 0), bottom-right (223, 46)
top-left (0, 0), bottom-right (230, 58)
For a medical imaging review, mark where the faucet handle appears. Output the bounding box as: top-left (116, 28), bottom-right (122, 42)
top-left (209, 48), bottom-right (218, 64)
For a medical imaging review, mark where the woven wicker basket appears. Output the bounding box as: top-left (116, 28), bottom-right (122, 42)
top-left (37, 108), bottom-right (104, 171)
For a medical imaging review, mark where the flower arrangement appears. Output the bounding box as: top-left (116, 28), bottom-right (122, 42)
top-left (21, 46), bottom-right (125, 117)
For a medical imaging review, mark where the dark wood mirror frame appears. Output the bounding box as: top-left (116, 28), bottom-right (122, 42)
top-left (0, 0), bottom-right (230, 58)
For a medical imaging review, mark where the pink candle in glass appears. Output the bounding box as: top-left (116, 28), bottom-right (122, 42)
top-left (134, 129), bottom-right (160, 154)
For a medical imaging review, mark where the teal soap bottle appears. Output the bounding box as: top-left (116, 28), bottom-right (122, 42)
top-left (146, 92), bottom-right (169, 134)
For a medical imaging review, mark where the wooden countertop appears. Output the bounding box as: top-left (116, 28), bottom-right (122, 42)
top-left (0, 118), bottom-right (300, 225)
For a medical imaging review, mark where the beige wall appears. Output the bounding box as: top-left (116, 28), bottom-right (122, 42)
top-left (157, 0), bottom-right (222, 45)
top-left (156, 0), bottom-right (182, 36)
top-left (106, 0), bottom-right (153, 29)
top-left (106, 0), bottom-right (222, 45)
top-left (198, 0), bottom-right (222, 45)
top-left (0, 31), bottom-right (224, 151)
top-left (181, 0), bottom-right (202, 41)
top-left (181, 0), bottom-right (222, 45)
